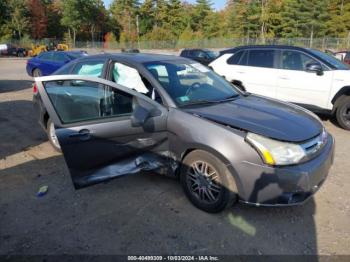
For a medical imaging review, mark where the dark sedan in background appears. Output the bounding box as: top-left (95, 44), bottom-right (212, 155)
top-left (26, 50), bottom-right (87, 77)
top-left (33, 53), bottom-right (334, 213)
top-left (0, 43), bottom-right (27, 57)
top-left (180, 48), bottom-right (218, 65)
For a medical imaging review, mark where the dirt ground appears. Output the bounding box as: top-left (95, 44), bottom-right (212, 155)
top-left (0, 58), bottom-right (349, 256)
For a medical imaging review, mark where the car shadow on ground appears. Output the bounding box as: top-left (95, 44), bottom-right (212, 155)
top-left (0, 80), bottom-right (33, 93)
top-left (0, 153), bottom-right (318, 257)
top-left (0, 100), bottom-right (47, 159)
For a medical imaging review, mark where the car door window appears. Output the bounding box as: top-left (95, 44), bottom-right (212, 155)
top-left (44, 80), bottom-right (132, 124)
top-left (189, 50), bottom-right (198, 57)
top-left (227, 51), bottom-right (243, 65)
top-left (281, 51), bottom-right (318, 71)
top-left (147, 64), bottom-right (170, 87)
top-left (197, 51), bottom-right (206, 58)
top-left (112, 63), bottom-right (149, 94)
top-left (238, 50), bottom-right (249, 66)
top-left (247, 50), bottom-right (275, 68)
top-left (52, 53), bottom-right (67, 62)
top-left (72, 61), bottom-right (104, 77)
top-left (39, 52), bottom-right (53, 60)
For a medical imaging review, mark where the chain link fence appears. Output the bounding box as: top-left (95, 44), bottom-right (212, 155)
top-left (7, 37), bottom-right (350, 51)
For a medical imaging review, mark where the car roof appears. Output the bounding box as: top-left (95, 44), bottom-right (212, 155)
top-left (43, 50), bottom-right (85, 54)
top-left (220, 45), bottom-right (314, 54)
top-left (74, 53), bottom-right (187, 64)
top-left (183, 48), bottom-right (211, 52)
top-left (55, 53), bottom-right (190, 76)
top-left (219, 45), bottom-right (348, 70)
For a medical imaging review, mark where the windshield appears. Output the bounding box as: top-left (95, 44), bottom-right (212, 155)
top-left (309, 49), bottom-right (349, 70)
top-left (145, 60), bottom-right (239, 106)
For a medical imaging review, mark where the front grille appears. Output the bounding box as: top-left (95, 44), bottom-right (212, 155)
top-left (301, 129), bottom-right (328, 159)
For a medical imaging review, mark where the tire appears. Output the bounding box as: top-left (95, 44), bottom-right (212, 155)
top-left (336, 96), bottom-right (350, 130)
top-left (17, 52), bottom-right (24, 57)
top-left (180, 150), bottom-right (238, 213)
top-left (33, 68), bottom-right (42, 77)
top-left (47, 118), bottom-right (61, 152)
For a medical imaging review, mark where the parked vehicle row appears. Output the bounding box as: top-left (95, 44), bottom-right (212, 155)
top-left (0, 43), bottom-right (27, 57)
top-left (33, 52), bottom-right (334, 213)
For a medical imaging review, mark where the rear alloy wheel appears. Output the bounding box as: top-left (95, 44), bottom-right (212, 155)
top-left (47, 118), bottom-right (61, 152)
top-left (33, 68), bottom-right (42, 77)
top-left (336, 96), bottom-right (350, 130)
top-left (180, 150), bottom-right (237, 213)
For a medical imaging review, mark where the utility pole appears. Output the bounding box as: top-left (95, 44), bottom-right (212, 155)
top-left (136, 14), bottom-right (140, 50)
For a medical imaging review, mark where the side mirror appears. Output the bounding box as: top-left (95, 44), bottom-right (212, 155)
top-left (130, 97), bottom-right (152, 127)
top-left (306, 63), bottom-right (323, 76)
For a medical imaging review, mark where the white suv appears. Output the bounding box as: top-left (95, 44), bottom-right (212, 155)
top-left (210, 45), bottom-right (350, 130)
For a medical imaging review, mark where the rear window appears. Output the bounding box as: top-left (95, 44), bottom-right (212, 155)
top-left (181, 50), bottom-right (188, 56)
top-left (192, 50), bottom-right (202, 57)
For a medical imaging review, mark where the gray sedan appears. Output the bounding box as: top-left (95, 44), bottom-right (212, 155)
top-left (33, 54), bottom-right (334, 213)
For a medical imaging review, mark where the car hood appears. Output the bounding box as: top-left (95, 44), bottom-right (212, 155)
top-left (333, 70), bottom-right (350, 82)
top-left (183, 95), bottom-right (323, 142)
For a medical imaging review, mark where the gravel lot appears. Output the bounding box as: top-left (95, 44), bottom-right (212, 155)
top-left (0, 57), bottom-right (349, 256)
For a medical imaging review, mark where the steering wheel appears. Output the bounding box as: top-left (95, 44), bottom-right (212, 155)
top-left (185, 82), bottom-right (202, 97)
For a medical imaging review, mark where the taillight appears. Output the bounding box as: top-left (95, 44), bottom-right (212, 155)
top-left (33, 83), bottom-right (38, 94)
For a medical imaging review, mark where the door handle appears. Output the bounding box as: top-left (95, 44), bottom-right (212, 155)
top-left (279, 76), bottom-right (289, 80)
top-left (237, 71), bottom-right (245, 74)
top-left (69, 129), bottom-right (91, 141)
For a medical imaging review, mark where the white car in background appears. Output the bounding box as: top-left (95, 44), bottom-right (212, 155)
top-left (210, 45), bottom-right (350, 130)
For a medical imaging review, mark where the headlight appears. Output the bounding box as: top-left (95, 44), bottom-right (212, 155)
top-left (246, 133), bottom-right (306, 166)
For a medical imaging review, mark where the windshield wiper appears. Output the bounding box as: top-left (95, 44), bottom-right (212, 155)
top-left (211, 94), bottom-right (240, 103)
top-left (180, 94), bottom-right (240, 107)
top-left (180, 100), bottom-right (216, 107)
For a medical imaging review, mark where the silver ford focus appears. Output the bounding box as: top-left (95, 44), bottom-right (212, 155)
top-left (33, 54), bottom-right (334, 213)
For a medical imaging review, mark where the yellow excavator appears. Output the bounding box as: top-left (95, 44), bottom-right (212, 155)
top-left (28, 44), bottom-right (47, 57)
top-left (28, 39), bottom-right (69, 57)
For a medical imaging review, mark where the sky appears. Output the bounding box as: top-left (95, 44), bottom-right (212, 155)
top-left (103, 0), bottom-right (227, 10)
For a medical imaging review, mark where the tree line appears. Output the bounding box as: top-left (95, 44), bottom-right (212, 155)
top-left (1, 0), bottom-right (350, 46)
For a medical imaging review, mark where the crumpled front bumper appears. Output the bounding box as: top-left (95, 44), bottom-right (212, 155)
top-left (237, 134), bottom-right (335, 206)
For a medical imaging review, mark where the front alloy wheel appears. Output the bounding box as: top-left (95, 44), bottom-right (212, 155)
top-left (180, 150), bottom-right (238, 213)
top-left (186, 161), bottom-right (222, 204)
